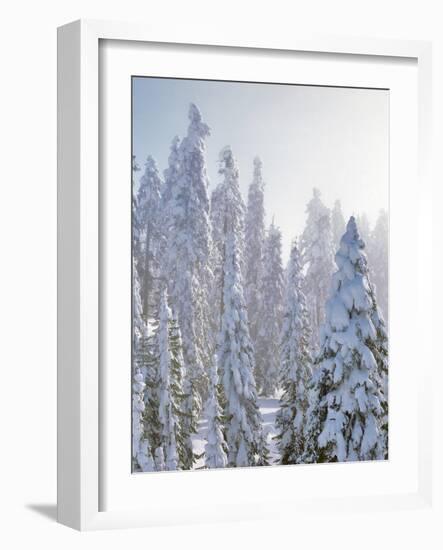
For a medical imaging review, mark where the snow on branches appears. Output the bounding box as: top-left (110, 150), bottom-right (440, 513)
top-left (164, 103), bottom-right (214, 412)
top-left (131, 101), bottom-right (389, 472)
top-left (204, 361), bottom-right (228, 468)
top-left (210, 146), bottom-right (246, 333)
top-left (219, 230), bottom-right (269, 467)
top-left (275, 240), bottom-right (313, 464)
top-left (135, 155), bottom-right (164, 319)
top-left (305, 217), bottom-right (388, 463)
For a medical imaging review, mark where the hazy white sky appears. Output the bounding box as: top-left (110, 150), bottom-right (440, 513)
top-left (133, 77), bottom-right (389, 262)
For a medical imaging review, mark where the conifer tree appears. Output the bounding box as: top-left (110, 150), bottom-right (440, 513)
top-left (156, 136), bottom-right (181, 270)
top-left (157, 290), bottom-right (188, 470)
top-left (210, 146), bottom-right (246, 332)
top-left (367, 277), bottom-right (389, 458)
top-left (275, 240), bottom-right (313, 464)
top-left (170, 316), bottom-right (198, 470)
top-left (300, 188), bottom-right (335, 350)
top-left (142, 338), bottom-right (164, 470)
top-left (204, 361), bottom-right (228, 469)
top-left (157, 291), bottom-right (179, 470)
top-left (136, 155), bottom-right (164, 318)
top-left (255, 221), bottom-right (285, 396)
top-left (244, 157), bottom-right (266, 348)
top-left (304, 217), bottom-right (388, 463)
top-left (162, 136), bottom-right (181, 214)
top-left (134, 288), bottom-right (163, 472)
top-left (132, 156), bottom-right (159, 471)
top-left (132, 257), bottom-right (155, 472)
top-left (132, 155), bottom-right (141, 273)
top-left (164, 104), bottom-right (214, 417)
top-left (331, 199), bottom-right (345, 248)
top-left (219, 230), bottom-right (269, 467)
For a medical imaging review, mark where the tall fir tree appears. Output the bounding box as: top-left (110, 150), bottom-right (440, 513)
top-left (156, 290), bottom-right (193, 470)
top-left (132, 155), bottom-right (158, 471)
top-left (132, 155), bottom-right (141, 277)
top-left (275, 240), bottom-right (313, 464)
top-left (204, 361), bottom-right (228, 469)
top-left (142, 335), bottom-right (164, 471)
top-left (255, 221), bottom-right (285, 396)
top-left (219, 229), bottom-right (269, 467)
top-left (136, 155), bottom-right (164, 319)
top-left (368, 209), bottom-right (388, 324)
top-left (162, 136), bottom-right (181, 215)
top-left (331, 199), bottom-right (346, 248)
top-left (300, 188), bottom-right (335, 350)
top-left (244, 156), bottom-right (266, 349)
top-left (132, 257), bottom-right (155, 472)
top-left (303, 217), bottom-right (388, 463)
top-left (157, 136), bottom-right (181, 269)
top-left (164, 103), bottom-right (214, 440)
top-left (210, 146), bottom-right (246, 333)
top-left (366, 275), bottom-right (389, 458)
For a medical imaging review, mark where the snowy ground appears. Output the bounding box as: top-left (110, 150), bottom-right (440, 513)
top-left (192, 397), bottom-right (280, 469)
top-left (258, 397), bottom-right (280, 464)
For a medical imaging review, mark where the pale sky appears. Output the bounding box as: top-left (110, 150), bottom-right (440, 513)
top-left (132, 77), bottom-right (389, 262)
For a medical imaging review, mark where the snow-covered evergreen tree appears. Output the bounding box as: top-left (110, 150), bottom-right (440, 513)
top-left (275, 240), bottom-right (313, 464)
top-left (142, 339), bottom-right (164, 471)
top-left (331, 199), bottom-right (345, 248)
top-left (204, 361), bottom-right (228, 469)
top-left (210, 146), bottom-right (246, 331)
top-left (132, 155), bottom-right (159, 472)
top-left (219, 230), bottom-right (269, 467)
top-left (132, 367), bottom-right (154, 471)
top-left (300, 188), bottom-right (335, 350)
top-left (211, 146), bottom-right (245, 254)
top-left (368, 209), bottom-right (388, 324)
top-left (132, 257), bottom-right (155, 472)
top-left (367, 282), bottom-right (389, 459)
top-left (255, 221), bottom-right (285, 396)
top-left (304, 217), bottom-right (388, 463)
top-left (133, 287), bottom-right (163, 472)
top-left (132, 155), bottom-right (141, 269)
top-left (244, 156), bottom-right (266, 348)
top-left (164, 103), bottom-right (214, 433)
top-left (136, 155), bottom-right (164, 318)
top-left (157, 290), bottom-right (186, 470)
top-left (160, 136), bottom-right (181, 234)
top-left (157, 291), bottom-right (180, 470)
top-left (162, 136), bottom-right (181, 207)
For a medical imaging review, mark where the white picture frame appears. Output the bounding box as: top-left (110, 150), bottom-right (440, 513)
top-left (57, 19), bottom-right (433, 531)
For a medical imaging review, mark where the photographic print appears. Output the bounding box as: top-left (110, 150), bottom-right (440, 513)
top-left (131, 77), bottom-right (389, 473)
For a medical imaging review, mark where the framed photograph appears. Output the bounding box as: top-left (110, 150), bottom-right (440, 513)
top-left (57, 19), bottom-right (433, 530)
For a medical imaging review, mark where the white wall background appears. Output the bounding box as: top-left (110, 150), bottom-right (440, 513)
top-left (0, 1), bottom-right (441, 548)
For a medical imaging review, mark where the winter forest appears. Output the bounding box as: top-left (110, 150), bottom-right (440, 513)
top-left (132, 90), bottom-right (389, 473)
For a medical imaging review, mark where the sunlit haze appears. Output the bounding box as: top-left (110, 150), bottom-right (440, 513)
top-left (133, 77), bottom-right (389, 262)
